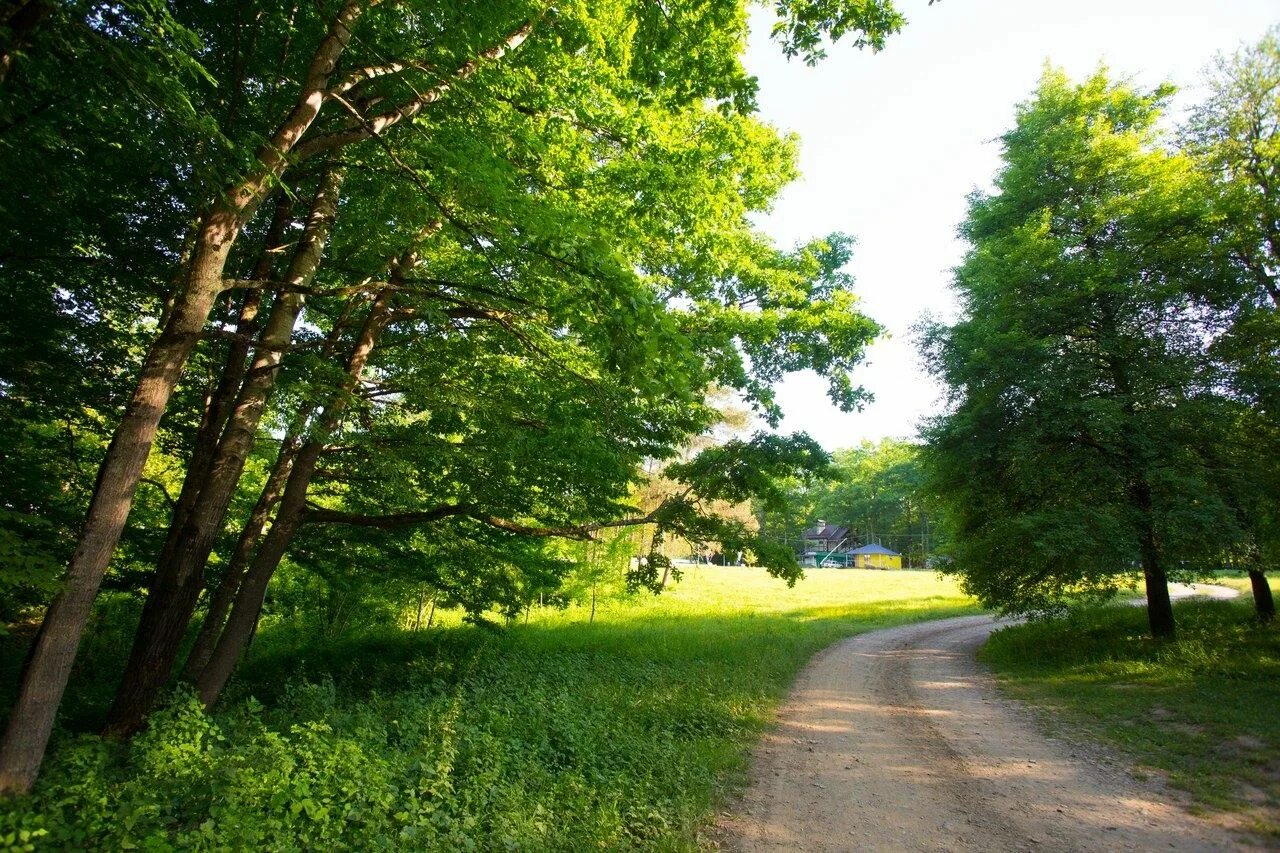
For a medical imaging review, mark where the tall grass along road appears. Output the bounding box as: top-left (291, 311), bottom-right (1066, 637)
top-left (982, 588), bottom-right (1279, 843)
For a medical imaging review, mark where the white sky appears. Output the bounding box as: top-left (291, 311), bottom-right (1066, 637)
top-left (746, 0), bottom-right (1278, 451)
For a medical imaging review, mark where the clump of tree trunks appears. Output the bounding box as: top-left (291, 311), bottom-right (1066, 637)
top-left (0, 0), bottom-right (906, 795)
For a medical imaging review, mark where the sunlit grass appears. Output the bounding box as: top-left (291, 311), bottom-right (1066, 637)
top-left (3, 567), bottom-right (978, 850)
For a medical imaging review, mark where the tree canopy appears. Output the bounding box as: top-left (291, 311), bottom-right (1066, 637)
top-left (0, 0), bottom-right (907, 794)
top-left (921, 68), bottom-right (1232, 637)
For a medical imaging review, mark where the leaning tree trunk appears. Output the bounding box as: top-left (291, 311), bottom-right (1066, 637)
top-left (110, 197), bottom-right (290, 699)
top-left (180, 429), bottom-right (299, 679)
top-left (195, 288), bottom-right (396, 707)
top-left (104, 169), bottom-right (344, 737)
top-left (0, 223), bottom-right (236, 795)
top-left (179, 288), bottom-right (365, 681)
top-left (194, 443), bottom-right (319, 707)
top-left (0, 1), bottom-right (366, 795)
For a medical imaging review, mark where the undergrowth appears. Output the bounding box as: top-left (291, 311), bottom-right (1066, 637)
top-left (0, 567), bottom-right (975, 850)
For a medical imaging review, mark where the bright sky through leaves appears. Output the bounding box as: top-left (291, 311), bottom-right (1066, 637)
top-left (746, 0), bottom-right (1278, 450)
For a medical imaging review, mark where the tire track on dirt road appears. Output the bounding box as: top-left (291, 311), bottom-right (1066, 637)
top-left (719, 585), bottom-right (1252, 852)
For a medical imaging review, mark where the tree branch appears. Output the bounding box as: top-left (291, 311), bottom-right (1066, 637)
top-left (140, 478), bottom-right (178, 510)
top-left (295, 18), bottom-right (538, 159)
top-left (302, 502), bottom-right (662, 540)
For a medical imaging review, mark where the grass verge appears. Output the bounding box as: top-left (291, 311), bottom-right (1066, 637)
top-left (980, 597), bottom-right (1280, 839)
top-left (1, 567), bottom-right (975, 850)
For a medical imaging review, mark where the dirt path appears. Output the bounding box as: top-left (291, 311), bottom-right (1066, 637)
top-left (719, 585), bottom-right (1249, 852)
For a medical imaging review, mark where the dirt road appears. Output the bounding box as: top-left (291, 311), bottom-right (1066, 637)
top-left (720, 586), bottom-right (1247, 852)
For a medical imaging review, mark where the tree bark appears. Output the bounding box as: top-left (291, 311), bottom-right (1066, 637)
top-left (0, 223), bottom-right (235, 795)
top-left (1249, 568), bottom-right (1276, 623)
top-left (132, 193), bottom-right (291, 621)
top-left (195, 286), bottom-right (397, 706)
top-left (1140, 530), bottom-right (1175, 640)
top-left (104, 170), bottom-right (343, 737)
top-left (412, 588), bottom-right (426, 631)
top-left (194, 445), bottom-right (318, 707)
top-left (179, 429), bottom-right (297, 679)
top-left (180, 287), bottom-right (363, 680)
top-left (0, 3), bottom-right (366, 793)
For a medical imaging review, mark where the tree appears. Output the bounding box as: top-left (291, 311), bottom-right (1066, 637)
top-left (1182, 27), bottom-right (1280, 620)
top-left (921, 68), bottom-right (1232, 639)
top-left (1, 0), bottom-right (908, 792)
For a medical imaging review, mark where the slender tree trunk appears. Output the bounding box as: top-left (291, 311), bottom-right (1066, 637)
top-left (1129, 474), bottom-right (1175, 640)
top-left (426, 596), bottom-right (436, 629)
top-left (194, 440), bottom-right (321, 706)
top-left (413, 588), bottom-right (426, 631)
top-left (1137, 517), bottom-right (1175, 640)
top-left (0, 1), bottom-right (391, 792)
top-left (195, 286), bottom-right (398, 706)
top-left (179, 431), bottom-right (297, 679)
top-left (1249, 568), bottom-right (1276, 623)
top-left (104, 170), bottom-right (344, 737)
top-left (182, 287), bottom-right (363, 680)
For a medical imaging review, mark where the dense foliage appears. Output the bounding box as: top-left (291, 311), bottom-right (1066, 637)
top-left (921, 59), bottom-right (1280, 637)
top-left (0, 0), bottom-right (914, 797)
top-left (755, 438), bottom-right (939, 566)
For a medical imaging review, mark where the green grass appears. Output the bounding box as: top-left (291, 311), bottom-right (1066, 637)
top-left (1, 567), bottom-right (976, 850)
top-left (980, 598), bottom-right (1280, 838)
top-left (1201, 571), bottom-right (1278, 596)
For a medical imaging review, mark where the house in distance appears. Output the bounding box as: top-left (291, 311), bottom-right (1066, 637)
top-left (798, 520), bottom-right (903, 568)
top-left (847, 543), bottom-right (903, 570)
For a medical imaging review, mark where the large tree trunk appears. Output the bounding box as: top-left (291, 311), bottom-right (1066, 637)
top-left (0, 226), bottom-right (234, 794)
top-left (1140, 532), bottom-right (1175, 640)
top-left (131, 194), bottom-right (291, 618)
top-left (1249, 568), bottom-right (1276, 623)
top-left (0, 2), bottom-right (365, 795)
top-left (104, 170), bottom-right (343, 737)
top-left (195, 287), bottom-right (397, 706)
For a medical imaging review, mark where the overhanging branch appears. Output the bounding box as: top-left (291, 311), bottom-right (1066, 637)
top-left (302, 502), bottom-right (663, 540)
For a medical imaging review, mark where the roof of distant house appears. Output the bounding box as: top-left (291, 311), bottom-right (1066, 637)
top-left (849, 543), bottom-right (900, 556)
top-left (804, 523), bottom-right (850, 542)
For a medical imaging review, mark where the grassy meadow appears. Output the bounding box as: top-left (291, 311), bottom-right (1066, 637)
top-left (980, 594), bottom-right (1280, 838)
top-left (1, 567), bottom-right (976, 850)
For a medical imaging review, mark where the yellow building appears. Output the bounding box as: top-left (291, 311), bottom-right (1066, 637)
top-left (849, 543), bottom-right (902, 570)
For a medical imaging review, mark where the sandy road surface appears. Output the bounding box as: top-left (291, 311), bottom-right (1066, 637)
top-left (720, 585), bottom-right (1250, 852)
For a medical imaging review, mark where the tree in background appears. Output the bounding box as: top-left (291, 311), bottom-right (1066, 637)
top-left (812, 439), bottom-right (933, 565)
top-left (1182, 27), bottom-right (1280, 620)
top-left (921, 69), bottom-right (1232, 639)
